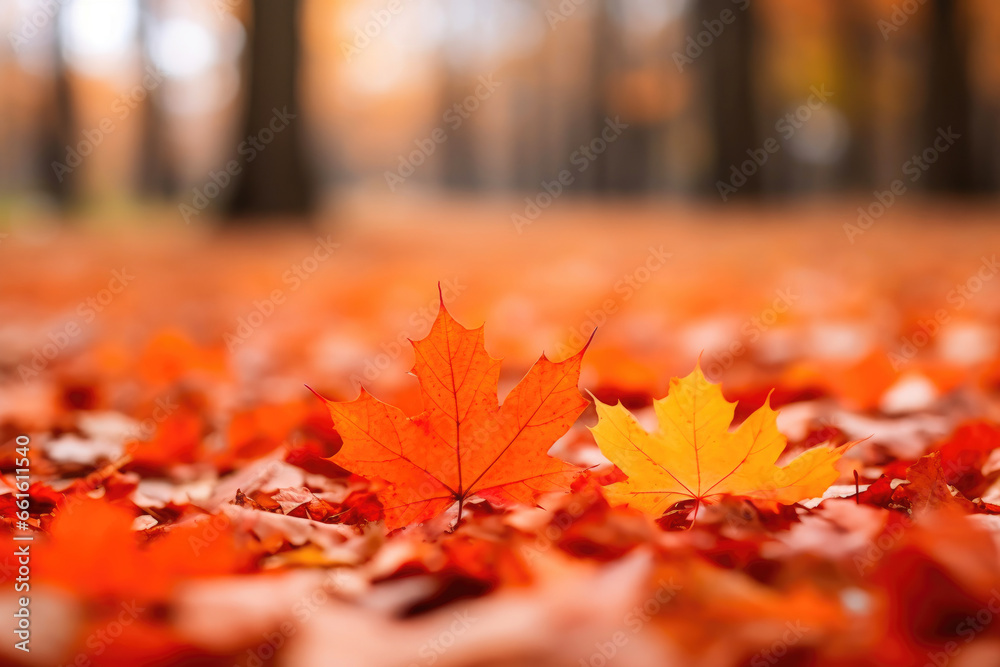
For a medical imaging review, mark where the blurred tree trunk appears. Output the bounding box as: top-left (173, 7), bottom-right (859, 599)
top-left (227, 0), bottom-right (315, 221)
top-left (922, 0), bottom-right (975, 192)
top-left (440, 76), bottom-right (479, 190)
top-left (839, 8), bottom-right (877, 190)
top-left (590, 4), bottom-right (652, 194)
top-left (41, 7), bottom-right (74, 206)
top-left (581, 0), bottom-right (612, 192)
top-left (698, 0), bottom-right (759, 198)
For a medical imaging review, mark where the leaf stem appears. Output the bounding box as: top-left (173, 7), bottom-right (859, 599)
top-left (687, 497), bottom-right (701, 530)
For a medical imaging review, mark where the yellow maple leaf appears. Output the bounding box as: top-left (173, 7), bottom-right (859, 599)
top-left (590, 363), bottom-right (852, 516)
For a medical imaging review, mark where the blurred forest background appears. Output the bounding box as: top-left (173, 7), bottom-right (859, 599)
top-left (1, 0), bottom-right (999, 223)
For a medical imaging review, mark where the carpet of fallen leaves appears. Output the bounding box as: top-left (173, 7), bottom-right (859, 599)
top-left (3, 202), bottom-right (1000, 667)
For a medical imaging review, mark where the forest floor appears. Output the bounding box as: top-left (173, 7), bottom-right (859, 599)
top-left (2, 199), bottom-right (1000, 666)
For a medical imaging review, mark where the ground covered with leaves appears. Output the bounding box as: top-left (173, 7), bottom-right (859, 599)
top-left (3, 205), bottom-right (1000, 666)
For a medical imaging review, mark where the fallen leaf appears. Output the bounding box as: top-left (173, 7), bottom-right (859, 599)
top-left (892, 452), bottom-right (977, 515)
top-left (932, 421), bottom-right (1000, 497)
top-left (591, 363), bottom-right (852, 516)
top-left (313, 291), bottom-right (589, 529)
top-left (35, 498), bottom-right (252, 603)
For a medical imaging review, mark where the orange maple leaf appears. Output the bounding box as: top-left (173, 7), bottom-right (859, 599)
top-left (591, 363), bottom-right (853, 517)
top-left (36, 499), bottom-right (251, 603)
top-left (312, 292), bottom-right (590, 529)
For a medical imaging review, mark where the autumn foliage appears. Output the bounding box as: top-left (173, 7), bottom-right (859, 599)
top-left (5, 220), bottom-right (1000, 667)
top-left (592, 364), bottom-right (854, 514)
top-left (313, 294), bottom-right (589, 529)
